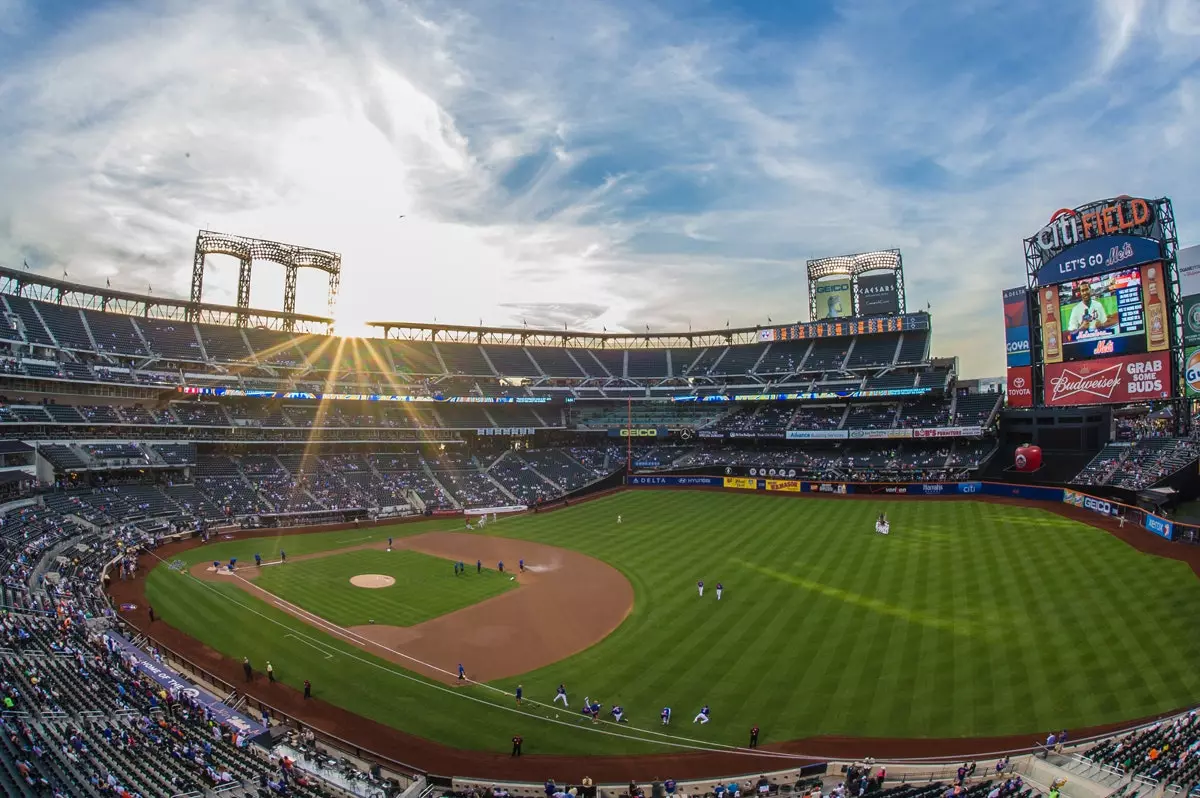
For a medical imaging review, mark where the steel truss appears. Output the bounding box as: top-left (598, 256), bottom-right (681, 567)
top-left (189, 231), bottom-right (342, 331)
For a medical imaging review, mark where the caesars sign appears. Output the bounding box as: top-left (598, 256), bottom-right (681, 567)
top-left (1043, 353), bottom-right (1169, 407)
top-left (814, 277), bottom-right (853, 320)
top-left (1029, 197), bottom-right (1160, 266)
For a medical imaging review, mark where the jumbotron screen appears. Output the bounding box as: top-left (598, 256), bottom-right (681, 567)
top-left (1056, 269), bottom-right (1145, 361)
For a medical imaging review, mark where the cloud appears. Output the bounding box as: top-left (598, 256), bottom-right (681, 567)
top-left (0, 0), bottom-right (1197, 378)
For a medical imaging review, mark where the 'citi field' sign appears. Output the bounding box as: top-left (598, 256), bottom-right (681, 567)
top-left (1029, 196), bottom-right (1160, 263)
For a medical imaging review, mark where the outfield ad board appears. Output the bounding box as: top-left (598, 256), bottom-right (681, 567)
top-left (1006, 366), bottom-right (1034, 408)
top-left (723, 477), bottom-right (758, 490)
top-left (627, 475), bottom-right (722, 486)
top-left (765, 479), bottom-right (801, 492)
top-left (1144, 514), bottom-right (1175, 541)
top-left (1043, 353), bottom-right (1170, 407)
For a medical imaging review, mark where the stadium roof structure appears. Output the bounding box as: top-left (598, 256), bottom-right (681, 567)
top-left (367, 319), bottom-right (783, 348)
top-left (0, 265), bottom-right (333, 333)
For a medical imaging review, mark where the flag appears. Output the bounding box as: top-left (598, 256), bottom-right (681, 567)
top-left (22, 259), bottom-right (29, 271)
top-left (767, 316), bottom-right (772, 323)
top-left (106, 278), bottom-right (111, 287)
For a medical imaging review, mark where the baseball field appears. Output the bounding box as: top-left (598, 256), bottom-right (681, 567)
top-left (141, 490), bottom-right (1200, 758)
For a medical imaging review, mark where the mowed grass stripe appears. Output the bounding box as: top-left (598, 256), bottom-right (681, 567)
top-left (147, 491), bottom-right (1200, 754)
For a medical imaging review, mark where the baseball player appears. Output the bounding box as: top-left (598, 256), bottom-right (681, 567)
top-left (254, 553), bottom-right (262, 567)
top-left (716, 582), bottom-right (723, 600)
top-left (387, 537), bottom-right (393, 550)
top-left (697, 579), bottom-right (704, 597)
top-left (498, 560), bottom-right (504, 573)
top-left (457, 663), bottom-right (466, 681)
top-left (693, 704), bottom-right (711, 724)
top-left (212, 560), bottom-right (220, 572)
top-left (515, 684), bottom-right (523, 705)
top-left (611, 705), bottom-right (628, 723)
top-left (661, 706), bottom-right (672, 725)
top-left (519, 559), bottom-right (525, 573)
top-left (479, 514), bottom-right (487, 528)
top-left (554, 684), bottom-right (569, 707)
top-left (617, 515), bottom-right (622, 524)
top-left (280, 550), bottom-right (286, 563)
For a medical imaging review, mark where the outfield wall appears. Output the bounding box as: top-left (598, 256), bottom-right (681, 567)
top-left (625, 475), bottom-right (1188, 543)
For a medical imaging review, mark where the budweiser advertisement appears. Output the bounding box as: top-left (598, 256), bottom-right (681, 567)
top-left (1042, 353), bottom-right (1170, 407)
top-left (1007, 366), bottom-right (1033, 408)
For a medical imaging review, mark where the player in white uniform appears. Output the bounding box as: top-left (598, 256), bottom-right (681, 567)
top-left (617, 514), bottom-right (622, 524)
top-left (693, 704), bottom-right (711, 724)
top-left (697, 580), bottom-right (704, 597)
top-left (554, 683), bottom-right (569, 707)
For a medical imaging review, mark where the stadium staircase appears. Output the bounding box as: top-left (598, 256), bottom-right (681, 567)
top-left (420, 459), bottom-right (461, 509)
top-left (947, 391), bottom-right (959, 421)
top-left (511, 452), bottom-right (566, 494)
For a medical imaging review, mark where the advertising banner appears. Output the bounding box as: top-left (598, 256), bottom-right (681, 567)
top-left (786, 430), bottom-right (848, 440)
top-left (1063, 489), bottom-right (1120, 517)
top-left (957, 482), bottom-right (983, 494)
top-left (863, 484), bottom-right (911, 494)
top-left (1141, 263), bottom-right (1170, 353)
top-left (1035, 234), bottom-right (1163, 286)
top-left (982, 483), bottom-right (1065, 502)
top-left (1006, 366), bottom-right (1034, 408)
top-left (1178, 244), bottom-right (1200, 297)
top-left (697, 430), bottom-right (726, 439)
top-left (809, 482), bottom-right (851, 494)
top-left (723, 477), bottom-right (758, 490)
top-left (814, 278), bottom-right (853, 320)
top-left (1042, 353), bottom-right (1170, 407)
top-left (476, 427), bottom-right (537, 436)
top-left (1144, 514), bottom-right (1174, 541)
top-left (847, 429), bottom-right (913, 439)
top-left (1184, 294), bottom-right (1200, 346)
top-left (1185, 347), bottom-right (1200, 397)
top-left (765, 479), bottom-right (801, 492)
top-left (1036, 285), bottom-right (1063, 364)
top-left (106, 632), bottom-right (261, 735)
top-left (857, 273), bottom-right (900, 316)
top-left (609, 427), bottom-right (666, 438)
top-left (1002, 287), bottom-right (1032, 368)
top-left (628, 475), bottom-right (721, 486)
top-left (911, 426), bottom-right (985, 438)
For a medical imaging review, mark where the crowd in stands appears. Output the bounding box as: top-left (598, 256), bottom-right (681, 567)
top-left (1074, 438), bottom-right (1198, 490)
top-left (0, 509), bottom-right (396, 797)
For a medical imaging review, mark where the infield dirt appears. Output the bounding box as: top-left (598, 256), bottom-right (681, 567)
top-left (192, 531), bottom-right (634, 683)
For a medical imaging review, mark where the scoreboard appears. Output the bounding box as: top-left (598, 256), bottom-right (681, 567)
top-left (761, 312), bottom-right (927, 342)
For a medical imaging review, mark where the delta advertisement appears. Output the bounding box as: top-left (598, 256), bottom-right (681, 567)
top-left (1043, 353), bottom-right (1170, 407)
top-left (627, 475), bottom-right (722, 487)
top-left (1002, 286), bottom-right (1032, 367)
top-left (814, 277), bottom-right (853, 320)
top-left (857, 273), bottom-right (900, 316)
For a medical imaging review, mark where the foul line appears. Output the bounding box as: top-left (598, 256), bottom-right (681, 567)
top-left (283, 631), bottom-right (336, 660)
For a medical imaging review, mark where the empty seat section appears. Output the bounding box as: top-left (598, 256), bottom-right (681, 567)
top-left (81, 309), bottom-right (147, 356)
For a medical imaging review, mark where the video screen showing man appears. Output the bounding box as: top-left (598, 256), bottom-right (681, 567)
top-left (1062, 278), bottom-right (1121, 342)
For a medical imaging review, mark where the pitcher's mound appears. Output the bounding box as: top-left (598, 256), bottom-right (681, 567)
top-left (350, 574), bottom-right (395, 589)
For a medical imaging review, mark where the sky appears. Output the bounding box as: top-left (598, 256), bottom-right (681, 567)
top-left (0, 0), bottom-right (1198, 378)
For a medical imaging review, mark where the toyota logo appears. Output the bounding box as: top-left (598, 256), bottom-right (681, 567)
top-left (1013, 377), bottom-right (1026, 388)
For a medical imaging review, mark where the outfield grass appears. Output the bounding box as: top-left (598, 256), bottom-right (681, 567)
top-left (145, 492), bottom-right (1200, 755)
top-left (251, 548), bottom-right (515, 627)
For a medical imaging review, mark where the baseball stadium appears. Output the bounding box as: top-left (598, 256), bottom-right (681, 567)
top-left (3, 5), bottom-right (1200, 798)
top-left (0, 194), bottom-right (1199, 798)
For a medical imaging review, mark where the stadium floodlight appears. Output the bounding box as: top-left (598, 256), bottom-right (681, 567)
top-left (189, 231), bottom-right (342, 331)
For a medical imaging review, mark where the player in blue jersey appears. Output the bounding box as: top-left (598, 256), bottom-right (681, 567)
top-left (554, 683), bottom-right (569, 707)
top-left (693, 704), bottom-right (710, 724)
top-left (661, 707), bottom-right (672, 725)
